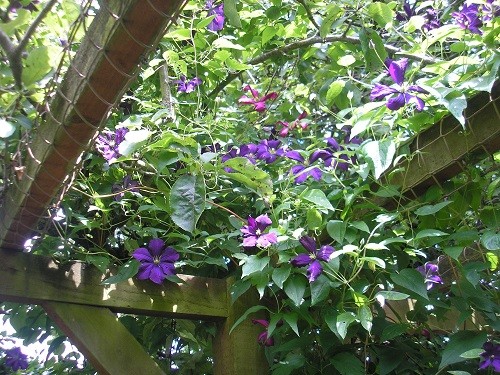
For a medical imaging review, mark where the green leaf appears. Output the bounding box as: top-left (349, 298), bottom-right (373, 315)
top-left (414, 229), bottom-right (448, 240)
top-left (358, 305), bottom-right (372, 332)
top-left (272, 265), bottom-right (291, 289)
top-left (439, 331), bottom-right (487, 369)
top-left (301, 189), bottom-right (334, 211)
top-left (164, 28), bottom-right (192, 41)
top-left (101, 260), bottom-right (140, 285)
top-left (350, 221), bottom-right (370, 233)
top-left (320, 4), bottom-right (342, 38)
top-left (447, 372), bottom-right (471, 375)
top-left (336, 311), bottom-right (356, 339)
top-left (0, 118), bottom-right (16, 138)
top-left (213, 37), bottom-right (245, 50)
top-left (242, 255), bottom-right (270, 278)
top-left (222, 157), bottom-right (273, 197)
top-left (327, 220), bottom-right (346, 243)
top-left (337, 55), bottom-right (356, 67)
top-left (390, 269), bottom-right (428, 300)
top-left (224, 0), bottom-right (242, 28)
top-left (414, 201), bottom-right (453, 216)
top-left (310, 274), bottom-right (330, 306)
top-left (284, 275), bottom-right (307, 306)
top-left (376, 291), bottom-right (410, 300)
top-left (229, 279), bottom-right (251, 303)
top-left (118, 129), bottom-right (152, 157)
top-left (261, 26), bottom-right (277, 45)
top-left (326, 80), bottom-right (345, 104)
top-left (169, 174), bottom-right (206, 233)
top-left (481, 230), bottom-right (500, 250)
top-left (86, 255), bottom-right (110, 274)
top-left (22, 46), bottom-right (51, 86)
top-left (368, 3), bottom-right (394, 28)
top-left (381, 323), bottom-right (409, 341)
top-left (283, 312), bottom-right (300, 336)
top-left (459, 348), bottom-right (483, 359)
top-left (229, 305), bottom-right (267, 334)
top-left (307, 208), bottom-right (322, 229)
top-left (362, 140), bottom-right (396, 179)
top-left (331, 352), bottom-right (364, 375)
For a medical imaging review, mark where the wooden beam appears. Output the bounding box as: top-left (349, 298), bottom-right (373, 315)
top-left (383, 82), bottom-right (500, 204)
top-left (43, 302), bottom-right (165, 375)
top-left (213, 279), bottom-right (269, 375)
top-left (0, 248), bottom-right (227, 320)
top-left (0, 0), bottom-right (186, 250)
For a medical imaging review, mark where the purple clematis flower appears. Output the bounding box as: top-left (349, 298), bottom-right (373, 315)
top-left (238, 85), bottom-right (278, 113)
top-left (370, 58), bottom-right (428, 111)
top-left (291, 236), bottom-right (335, 282)
top-left (483, 0), bottom-right (500, 21)
top-left (277, 111), bottom-right (308, 137)
top-left (479, 341), bottom-right (500, 372)
top-left (290, 164), bottom-right (323, 184)
top-left (452, 3), bottom-right (483, 34)
top-left (112, 175), bottom-right (139, 201)
top-left (241, 214), bottom-right (278, 249)
top-left (95, 127), bottom-right (128, 162)
top-left (396, 2), bottom-right (440, 31)
top-left (206, 0), bottom-right (225, 31)
top-left (416, 262), bottom-right (443, 290)
top-left (175, 75), bottom-right (202, 93)
top-left (4, 347), bottom-right (29, 371)
top-left (132, 239), bottom-right (179, 284)
top-left (252, 319), bottom-right (274, 346)
top-left (256, 139), bottom-right (286, 163)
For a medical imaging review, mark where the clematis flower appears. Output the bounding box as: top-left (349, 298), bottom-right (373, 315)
top-left (175, 75), bottom-right (202, 93)
top-left (479, 341), bottom-right (500, 372)
top-left (291, 236), bottom-right (335, 282)
top-left (252, 319), bottom-right (274, 346)
top-left (256, 139), bottom-right (286, 163)
top-left (396, 2), bottom-right (440, 31)
top-left (112, 175), bottom-right (139, 201)
top-left (95, 127), bottom-right (128, 162)
top-left (238, 85), bottom-right (278, 113)
top-left (452, 3), bottom-right (483, 34)
top-left (240, 214), bottom-right (278, 249)
top-left (4, 347), bottom-right (29, 371)
top-left (290, 164), bottom-right (323, 184)
top-left (416, 262), bottom-right (443, 290)
top-left (206, 0), bottom-right (225, 31)
top-left (483, 0), bottom-right (500, 21)
top-left (132, 239), bottom-right (179, 284)
top-left (277, 111), bottom-right (308, 137)
top-left (370, 58), bottom-right (428, 111)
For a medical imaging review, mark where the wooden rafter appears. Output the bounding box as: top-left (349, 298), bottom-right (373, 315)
top-left (0, 0), bottom-right (186, 250)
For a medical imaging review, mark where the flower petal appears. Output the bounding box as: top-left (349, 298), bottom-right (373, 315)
top-left (252, 319), bottom-right (269, 328)
top-left (160, 246), bottom-right (180, 263)
top-left (149, 266), bottom-right (165, 284)
top-left (285, 150), bottom-right (304, 162)
top-left (148, 238), bottom-right (165, 256)
top-left (307, 260), bottom-right (323, 282)
top-left (388, 58), bottom-right (408, 85)
top-left (386, 93), bottom-right (406, 110)
top-left (370, 84), bottom-right (399, 101)
top-left (291, 253), bottom-right (312, 267)
top-left (317, 245), bottom-right (335, 261)
top-left (137, 263), bottom-right (154, 280)
top-left (257, 232), bottom-right (278, 248)
top-left (299, 236), bottom-right (317, 253)
top-left (133, 247), bottom-right (153, 262)
top-left (159, 262), bottom-right (176, 277)
top-left (255, 214), bottom-right (272, 228)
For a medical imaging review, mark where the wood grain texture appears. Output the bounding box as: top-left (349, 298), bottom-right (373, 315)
top-left (0, 249), bottom-right (227, 320)
top-left (43, 302), bottom-right (165, 375)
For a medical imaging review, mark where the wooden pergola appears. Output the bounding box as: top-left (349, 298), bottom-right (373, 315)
top-left (0, 0), bottom-right (498, 374)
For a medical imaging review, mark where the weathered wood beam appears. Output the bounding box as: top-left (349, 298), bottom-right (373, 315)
top-left (0, 248), bottom-right (228, 320)
top-left (383, 82), bottom-right (500, 205)
top-left (213, 279), bottom-right (269, 375)
top-left (0, 0), bottom-right (186, 250)
top-left (43, 302), bottom-right (165, 375)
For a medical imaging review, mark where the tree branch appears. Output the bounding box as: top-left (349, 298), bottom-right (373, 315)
top-left (209, 35), bottom-right (437, 97)
top-left (0, 0), bottom-right (59, 88)
top-left (296, 0), bottom-right (320, 31)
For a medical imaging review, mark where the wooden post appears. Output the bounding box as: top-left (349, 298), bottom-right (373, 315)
top-left (43, 302), bottom-right (165, 375)
top-left (213, 279), bottom-right (269, 375)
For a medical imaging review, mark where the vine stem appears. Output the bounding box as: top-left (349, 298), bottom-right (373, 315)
top-left (209, 34), bottom-right (437, 97)
top-left (206, 199), bottom-right (245, 222)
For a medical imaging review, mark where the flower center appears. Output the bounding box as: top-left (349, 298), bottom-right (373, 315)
top-left (153, 256), bottom-right (161, 265)
top-left (256, 229), bottom-right (262, 236)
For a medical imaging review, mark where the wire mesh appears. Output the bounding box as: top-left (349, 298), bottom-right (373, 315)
top-left (0, 0), bottom-right (186, 250)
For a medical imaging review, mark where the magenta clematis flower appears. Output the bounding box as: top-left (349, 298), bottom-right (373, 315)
top-left (479, 341), bottom-right (500, 372)
top-left (291, 236), bottom-right (335, 282)
top-left (95, 127), bottom-right (128, 162)
top-left (238, 85), bottom-right (278, 112)
top-left (175, 75), bottom-right (202, 93)
top-left (206, 0), bottom-right (225, 31)
top-left (370, 58), bottom-right (428, 111)
top-left (452, 3), bottom-right (483, 34)
top-left (4, 347), bottom-right (29, 371)
top-left (241, 214), bottom-right (278, 249)
top-left (132, 239), bottom-right (179, 284)
top-left (277, 111), bottom-right (308, 137)
top-left (252, 319), bottom-right (274, 346)
top-left (416, 262), bottom-right (443, 290)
